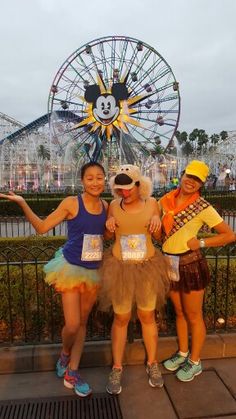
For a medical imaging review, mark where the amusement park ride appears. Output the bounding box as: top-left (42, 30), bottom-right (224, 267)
top-left (0, 36), bottom-right (180, 190)
top-left (1, 35), bottom-right (234, 191)
top-left (48, 36), bottom-right (180, 167)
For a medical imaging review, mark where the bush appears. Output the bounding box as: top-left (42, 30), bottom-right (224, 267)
top-left (204, 258), bottom-right (236, 330)
top-left (0, 263), bottom-right (63, 343)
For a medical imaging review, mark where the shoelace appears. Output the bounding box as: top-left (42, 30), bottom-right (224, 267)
top-left (170, 353), bottom-right (182, 363)
top-left (110, 369), bottom-right (122, 384)
top-left (181, 361), bottom-right (194, 373)
top-left (170, 352), bottom-right (188, 364)
top-left (68, 370), bottom-right (86, 385)
top-left (149, 363), bottom-right (160, 378)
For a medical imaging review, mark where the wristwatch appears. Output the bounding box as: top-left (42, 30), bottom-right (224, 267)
top-left (199, 238), bottom-right (206, 248)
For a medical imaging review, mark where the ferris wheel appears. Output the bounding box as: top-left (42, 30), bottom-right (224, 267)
top-left (48, 35), bottom-right (180, 166)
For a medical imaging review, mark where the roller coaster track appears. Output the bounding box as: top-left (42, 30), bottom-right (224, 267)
top-left (0, 111), bottom-right (81, 145)
top-left (0, 111), bottom-right (151, 164)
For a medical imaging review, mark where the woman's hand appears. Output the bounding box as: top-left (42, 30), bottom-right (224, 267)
top-left (106, 216), bottom-right (118, 233)
top-left (149, 214), bottom-right (161, 233)
top-left (0, 191), bottom-right (25, 204)
top-left (187, 237), bottom-right (200, 250)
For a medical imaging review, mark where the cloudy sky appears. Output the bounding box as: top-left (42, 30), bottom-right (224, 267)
top-left (1, 0), bottom-right (235, 136)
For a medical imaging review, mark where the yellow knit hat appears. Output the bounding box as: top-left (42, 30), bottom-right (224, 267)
top-left (185, 160), bottom-right (209, 183)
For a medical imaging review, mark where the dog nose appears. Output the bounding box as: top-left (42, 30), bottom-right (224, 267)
top-left (121, 189), bottom-right (131, 197)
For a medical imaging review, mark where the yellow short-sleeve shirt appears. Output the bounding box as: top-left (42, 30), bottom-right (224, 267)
top-left (161, 205), bottom-right (223, 254)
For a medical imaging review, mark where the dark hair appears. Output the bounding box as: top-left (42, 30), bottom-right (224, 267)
top-left (81, 162), bottom-right (105, 179)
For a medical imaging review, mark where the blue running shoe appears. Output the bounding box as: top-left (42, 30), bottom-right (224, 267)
top-left (56, 352), bottom-right (70, 378)
top-left (176, 358), bottom-right (202, 382)
top-left (163, 351), bottom-right (189, 371)
top-left (64, 368), bottom-right (92, 397)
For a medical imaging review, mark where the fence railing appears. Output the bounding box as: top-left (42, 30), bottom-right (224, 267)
top-left (0, 209), bottom-right (235, 239)
top-left (0, 244), bottom-right (235, 346)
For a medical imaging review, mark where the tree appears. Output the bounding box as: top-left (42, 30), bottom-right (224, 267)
top-left (37, 144), bottom-right (50, 161)
top-left (151, 144), bottom-right (165, 158)
top-left (196, 129), bottom-right (208, 152)
top-left (220, 131), bottom-right (228, 141)
top-left (210, 134), bottom-right (220, 145)
top-left (188, 129), bottom-right (208, 154)
top-left (175, 130), bottom-right (188, 145)
top-left (181, 141), bottom-right (194, 156)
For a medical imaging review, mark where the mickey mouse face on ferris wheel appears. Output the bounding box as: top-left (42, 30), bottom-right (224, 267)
top-left (84, 83), bottom-right (129, 126)
top-left (93, 95), bottom-right (119, 126)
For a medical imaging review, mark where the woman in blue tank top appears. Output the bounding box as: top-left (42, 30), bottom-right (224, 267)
top-left (0, 162), bottom-right (107, 397)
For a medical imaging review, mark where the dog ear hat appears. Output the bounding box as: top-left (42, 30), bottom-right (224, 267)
top-left (109, 164), bottom-right (153, 199)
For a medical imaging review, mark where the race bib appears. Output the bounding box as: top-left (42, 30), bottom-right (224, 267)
top-left (164, 254), bottom-right (180, 282)
top-left (120, 234), bottom-right (146, 261)
top-left (81, 234), bottom-right (103, 261)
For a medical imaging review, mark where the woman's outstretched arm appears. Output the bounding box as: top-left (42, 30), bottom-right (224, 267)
top-left (0, 192), bottom-right (75, 234)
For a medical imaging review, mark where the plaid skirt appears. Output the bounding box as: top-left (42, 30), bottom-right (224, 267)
top-left (170, 249), bottom-right (210, 293)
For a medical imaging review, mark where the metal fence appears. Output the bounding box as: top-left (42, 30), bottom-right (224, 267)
top-left (0, 244), bottom-right (235, 346)
top-left (0, 209), bottom-right (235, 238)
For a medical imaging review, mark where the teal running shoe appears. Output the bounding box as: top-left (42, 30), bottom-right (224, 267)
top-left (176, 358), bottom-right (202, 382)
top-left (56, 352), bottom-right (70, 378)
top-left (64, 368), bottom-right (92, 397)
top-left (163, 351), bottom-right (188, 371)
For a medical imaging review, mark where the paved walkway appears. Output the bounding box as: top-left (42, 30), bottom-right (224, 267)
top-left (1, 335), bottom-right (236, 418)
top-left (1, 358), bottom-right (236, 419)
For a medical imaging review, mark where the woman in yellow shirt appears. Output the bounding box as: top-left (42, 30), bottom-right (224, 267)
top-left (159, 160), bottom-right (235, 382)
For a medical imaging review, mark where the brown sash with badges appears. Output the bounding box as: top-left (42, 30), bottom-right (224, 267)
top-left (163, 197), bottom-right (210, 242)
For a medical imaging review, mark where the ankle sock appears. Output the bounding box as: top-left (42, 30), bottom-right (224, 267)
top-left (178, 350), bottom-right (189, 357)
top-left (113, 365), bottom-right (122, 370)
top-left (147, 360), bottom-right (157, 366)
top-left (190, 358), bottom-right (200, 365)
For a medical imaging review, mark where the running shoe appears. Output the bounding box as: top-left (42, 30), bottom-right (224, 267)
top-left (106, 367), bottom-right (122, 395)
top-left (163, 351), bottom-right (189, 371)
top-left (56, 352), bottom-right (70, 378)
top-left (146, 362), bottom-right (164, 388)
top-left (64, 368), bottom-right (92, 397)
top-left (176, 358), bottom-right (202, 382)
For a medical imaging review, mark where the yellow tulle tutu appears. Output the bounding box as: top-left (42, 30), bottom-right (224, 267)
top-left (44, 248), bottom-right (100, 293)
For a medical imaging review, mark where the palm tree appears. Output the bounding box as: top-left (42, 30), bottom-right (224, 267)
top-left (37, 144), bottom-right (50, 161)
top-left (175, 130), bottom-right (188, 145)
top-left (220, 131), bottom-right (228, 141)
top-left (181, 141), bottom-right (194, 156)
top-left (151, 144), bottom-right (165, 158)
top-left (210, 134), bottom-right (220, 145)
top-left (196, 129), bottom-right (208, 153)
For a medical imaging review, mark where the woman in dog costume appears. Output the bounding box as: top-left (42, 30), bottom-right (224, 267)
top-left (160, 160), bottom-right (235, 382)
top-left (100, 164), bottom-right (170, 394)
top-left (0, 162), bottom-right (108, 398)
